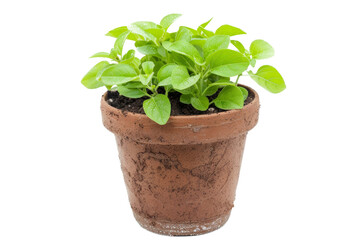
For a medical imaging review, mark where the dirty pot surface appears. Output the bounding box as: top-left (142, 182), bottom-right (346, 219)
top-left (101, 85), bottom-right (260, 236)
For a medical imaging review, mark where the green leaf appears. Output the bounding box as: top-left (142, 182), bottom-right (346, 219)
top-left (207, 49), bottom-right (249, 77)
top-left (238, 86), bottom-right (248, 101)
top-left (95, 64), bottom-right (113, 81)
top-left (160, 14), bottom-right (182, 30)
top-left (209, 75), bottom-right (231, 82)
top-left (198, 26), bottom-right (215, 37)
top-left (250, 58), bottom-right (256, 67)
top-left (142, 61), bottom-right (155, 75)
top-left (175, 26), bottom-right (192, 42)
top-left (170, 52), bottom-right (196, 71)
top-left (208, 81), bottom-right (235, 87)
top-left (176, 87), bottom-right (193, 95)
top-left (157, 63), bottom-right (177, 86)
top-left (183, 27), bottom-right (198, 35)
top-left (180, 94), bottom-right (191, 104)
top-left (90, 52), bottom-right (111, 59)
top-left (145, 28), bottom-right (165, 40)
top-left (196, 18), bottom-right (214, 37)
top-left (250, 40), bottom-right (274, 59)
top-left (248, 65), bottom-right (286, 93)
top-left (190, 37), bottom-right (207, 47)
top-left (117, 85), bottom-right (146, 98)
top-left (214, 85), bottom-right (244, 110)
top-left (139, 72), bottom-right (154, 85)
top-left (197, 18), bottom-right (213, 32)
top-left (203, 78), bottom-right (235, 96)
top-left (203, 85), bottom-right (219, 96)
top-left (105, 26), bottom-right (141, 41)
top-left (161, 41), bottom-right (172, 50)
top-left (157, 77), bottom-right (172, 87)
top-left (157, 46), bottom-right (167, 57)
top-left (124, 81), bottom-right (146, 88)
top-left (132, 57), bottom-right (141, 66)
top-left (231, 40), bottom-right (246, 54)
top-left (171, 66), bottom-right (200, 90)
top-left (191, 96), bottom-right (209, 111)
top-left (81, 61), bottom-right (109, 89)
top-left (157, 64), bottom-right (177, 81)
top-left (106, 26), bottom-right (127, 37)
top-left (120, 57), bottom-right (141, 73)
top-left (100, 64), bottom-right (138, 85)
top-left (109, 48), bottom-right (118, 60)
top-left (194, 45), bottom-right (204, 58)
top-left (132, 21), bottom-right (160, 30)
top-left (163, 40), bottom-right (203, 64)
top-left (164, 85), bottom-right (173, 93)
top-left (203, 35), bottom-right (230, 57)
top-left (114, 31), bottom-right (130, 56)
top-left (136, 45), bottom-right (159, 55)
top-left (129, 21), bottom-right (159, 43)
top-left (135, 40), bottom-right (149, 47)
top-left (215, 24), bottom-right (246, 36)
top-left (143, 94), bottom-right (171, 125)
top-left (122, 50), bottom-right (135, 60)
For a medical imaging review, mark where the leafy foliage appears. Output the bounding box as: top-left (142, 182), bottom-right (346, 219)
top-left (82, 14), bottom-right (286, 125)
top-left (248, 65), bottom-right (286, 93)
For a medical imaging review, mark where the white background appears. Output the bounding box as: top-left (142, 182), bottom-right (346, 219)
top-left (1, 0), bottom-right (359, 239)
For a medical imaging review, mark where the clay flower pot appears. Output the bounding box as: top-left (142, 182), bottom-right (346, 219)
top-left (100, 85), bottom-right (260, 236)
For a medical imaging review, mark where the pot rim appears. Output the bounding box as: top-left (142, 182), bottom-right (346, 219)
top-left (102, 84), bottom-right (259, 122)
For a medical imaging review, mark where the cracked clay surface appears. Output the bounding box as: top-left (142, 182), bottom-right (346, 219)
top-left (100, 84), bottom-right (260, 234)
top-left (117, 134), bottom-right (247, 223)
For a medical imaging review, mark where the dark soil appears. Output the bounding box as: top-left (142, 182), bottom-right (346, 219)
top-left (106, 88), bottom-right (254, 116)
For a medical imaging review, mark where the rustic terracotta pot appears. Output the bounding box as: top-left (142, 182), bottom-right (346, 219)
top-left (100, 85), bottom-right (260, 236)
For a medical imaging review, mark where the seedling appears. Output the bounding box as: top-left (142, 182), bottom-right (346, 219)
top-left (82, 14), bottom-right (286, 125)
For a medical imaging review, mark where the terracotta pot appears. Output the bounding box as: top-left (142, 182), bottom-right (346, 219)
top-left (100, 85), bottom-right (260, 236)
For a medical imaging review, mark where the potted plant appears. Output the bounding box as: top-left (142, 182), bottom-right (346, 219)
top-left (81, 14), bottom-right (286, 236)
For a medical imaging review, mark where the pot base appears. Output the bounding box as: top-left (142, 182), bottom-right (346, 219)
top-left (133, 211), bottom-right (230, 236)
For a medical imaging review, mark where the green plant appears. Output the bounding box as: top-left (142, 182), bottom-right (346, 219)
top-left (82, 14), bottom-right (286, 125)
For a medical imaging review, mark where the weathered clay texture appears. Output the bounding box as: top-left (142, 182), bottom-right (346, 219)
top-left (100, 85), bottom-right (260, 236)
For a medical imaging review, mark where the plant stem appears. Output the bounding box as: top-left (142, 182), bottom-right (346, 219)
top-left (235, 74), bottom-right (241, 85)
top-left (193, 83), bottom-right (200, 96)
top-left (140, 89), bottom-right (151, 97)
top-left (166, 51), bottom-right (170, 63)
top-left (199, 77), bottom-right (204, 95)
top-left (201, 85), bottom-right (210, 96)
